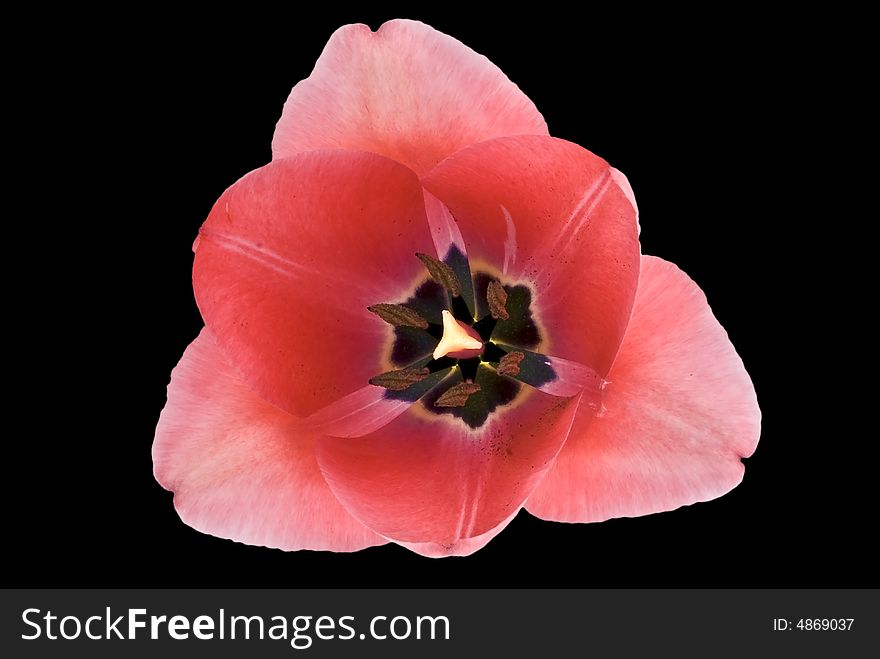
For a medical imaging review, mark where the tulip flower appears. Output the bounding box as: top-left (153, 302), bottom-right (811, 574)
top-left (153, 19), bottom-right (760, 557)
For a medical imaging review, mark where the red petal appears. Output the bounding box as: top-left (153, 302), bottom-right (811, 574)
top-left (526, 256), bottom-right (761, 522)
top-left (423, 135), bottom-right (640, 376)
top-left (610, 166), bottom-right (640, 234)
top-left (153, 330), bottom-right (386, 552)
top-left (272, 19), bottom-right (547, 174)
top-left (193, 151), bottom-right (433, 417)
top-left (316, 392), bottom-right (580, 546)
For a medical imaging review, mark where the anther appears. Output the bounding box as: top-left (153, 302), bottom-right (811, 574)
top-left (496, 351), bottom-right (525, 377)
top-left (369, 366), bottom-right (431, 391)
top-left (486, 280), bottom-right (510, 320)
top-left (435, 381), bottom-right (481, 408)
top-left (367, 303), bottom-right (429, 329)
top-left (416, 252), bottom-right (462, 297)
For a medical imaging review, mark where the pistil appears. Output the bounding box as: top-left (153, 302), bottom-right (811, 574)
top-left (433, 310), bottom-right (482, 360)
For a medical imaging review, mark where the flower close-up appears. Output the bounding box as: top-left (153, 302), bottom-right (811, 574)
top-left (152, 19), bottom-right (761, 557)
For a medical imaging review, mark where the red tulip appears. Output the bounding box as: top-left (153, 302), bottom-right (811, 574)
top-left (153, 20), bottom-right (760, 557)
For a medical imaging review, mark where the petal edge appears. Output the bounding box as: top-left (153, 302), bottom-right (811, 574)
top-left (526, 256), bottom-right (760, 523)
top-left (153, 329), bottom-right (387, 552)
top-left (272, 19), bottom-right (548, 174)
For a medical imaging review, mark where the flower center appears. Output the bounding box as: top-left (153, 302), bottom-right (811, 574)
top-left (367, 246), bottom-right (557, 428)
top-left (434, 310), bottom-right (482, 360)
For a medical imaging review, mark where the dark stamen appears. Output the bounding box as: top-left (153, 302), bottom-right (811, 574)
top-left (458, 357), bottom-right (480, 382)
top-left (487, 280), bottom-right (510, 320)
top-left (496, 351), bottom-right (525, 377)
top-left (426, 356), bottom-right (457, 373)
top-left (416, 252), bottom-right (462, 297)
top-left (367, 303), bottom-right (429, 329)
top-left (450, 294), bottom-right (472, 323)
top-left (472, 314), bottom-right (498, 341)
top-left (481, 342), bottom-right (507, 363)
top-left (369, 366), bottom-right (431, 391)
top-left (424, 323), bottom-right (443, 340)
top-left (435, 381), bottom-right (481, 408)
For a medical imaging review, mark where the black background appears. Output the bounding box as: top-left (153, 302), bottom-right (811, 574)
top-left (16, 8), bottom-right (867, 587)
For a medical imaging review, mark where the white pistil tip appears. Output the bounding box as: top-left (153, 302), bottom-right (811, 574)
top-left (433, 310), bottom-right (482, 360)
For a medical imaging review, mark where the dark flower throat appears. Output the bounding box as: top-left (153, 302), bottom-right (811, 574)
top-left (367, 246), bottom-right (556, 429)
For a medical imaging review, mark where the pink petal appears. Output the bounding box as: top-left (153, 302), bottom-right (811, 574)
top-left (398, 509), bottom-right (520, 558)
top-left (526, 256), bottom-right (761, 522)
top-left (424, 190), bottom-right (468, 264)
top-left (540, 354), bottom-right (605, 398)
top-left (306, 384), bottom-right (413, 438)
top-left (272, 19), bottom-right (547, 175)
top-left (153, 329), bottom-right (386, 552)
top-left (193, 151), bottom-right (434, 417)
top-left (315, 392), bottom-right (580, 546)
top-left (423, 135), bottom-right (640, 376)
